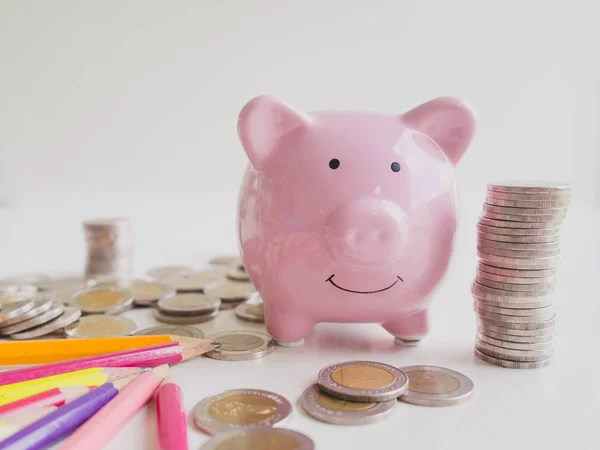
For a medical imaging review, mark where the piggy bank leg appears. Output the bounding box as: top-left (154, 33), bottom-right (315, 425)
top-left (382, 309), bottom-right (429, 346)
top-left (265, 308), bottom-right (315, 347)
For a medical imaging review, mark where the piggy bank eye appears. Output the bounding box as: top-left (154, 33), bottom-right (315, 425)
top-left (329, 158), bottom-right (340, 170)
top-left (391, 162), bottom-right (401, 172)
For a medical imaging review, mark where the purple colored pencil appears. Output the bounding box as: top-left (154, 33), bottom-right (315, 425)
top-left (0, 380), bottom-right (125, 449)
top-left (0, 343), bottom-right (182, 387)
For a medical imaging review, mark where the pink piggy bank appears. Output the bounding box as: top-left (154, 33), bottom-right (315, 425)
top-left (236, 95), bottom-right (476, 347)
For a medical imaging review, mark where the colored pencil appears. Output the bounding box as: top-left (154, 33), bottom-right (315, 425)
top-left (0, 342), bottom-right (192, 386)
top-left (156, 377), bottom-right (188, 450)
top-left (0, 386), bottom-right (92, 418)
top-left (0, 406), bottom-right (57, 441)
top-left (59, 365), bottom-right (169, 450)
top-left (0, 376), bottom-right (136, 449)
top-left (0, 335), bottom-right (212, 365)
top-left (0, 367), bottom-right (141, 406)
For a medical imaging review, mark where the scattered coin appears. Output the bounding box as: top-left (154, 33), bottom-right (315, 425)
top-left (0, 295), bottom-right (33, 306)
top-left (474, 348), bottom-right (553, 369)
top-left (135, 324), bottom-right (204, 338)
top-left (218, 300), bottom-right (246, 311)
top-left (157, 293), bottom-right (220, 316)
top-left (37, 276), bottom-right (95, 292)
top-left (226, 265), bottom-right (251, 282)
top-left (199, 427), bottom-right (314, 450)
top-left (301, 383), bottom-right (395, 425)
top-left (0, 299), bottom-right (35, 325)
top-left (476, 339), bottom-right (554, 362)
top-left (72, 287), bottom-right (133, 315)
top-left (235, 301), bottom-right (265, 323)
top-left (317, 361), bottom-right (408, 402)
top-left (65, 314), bottom-right (137, 338)
top-left (168, 270), bottom-right (227, 292)
top-left (204, 280), bottom-right (256, 302)
top-left (0, 298), bottom-right (55, 328)
top-left (10, 307), bottom-right (81, 340)
top-left (146, 265), bottom-right (194, 280)
top-left (205, 331), bottom-right (274, 361)
top-left (153, 308), bottom-right (218, 325)
top-left (0, 301), bottom-right (64, 336)
top-left (0, 283), bottom-right (38, 297)
top-left (109, 280), bottom-right (175, 307)
top-left (476, 333), bottom-right (554, 351)
top-left (50, 283), bottom-right (99, 304)
top-left (209, 256), bottom-right (242, 266)
top-left (193, 388), bottom-right (292, 435)
top-left (398, 365), bottom-right (474, 406)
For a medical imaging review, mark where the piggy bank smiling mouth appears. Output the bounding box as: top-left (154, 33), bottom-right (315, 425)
top-left (326, 274), bottom-right (404, 294)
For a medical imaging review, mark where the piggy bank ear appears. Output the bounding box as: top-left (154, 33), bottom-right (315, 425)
top-left (402, 97), bottom-right (476, 165)
top-left (237, 95), bottom-right (311, 170)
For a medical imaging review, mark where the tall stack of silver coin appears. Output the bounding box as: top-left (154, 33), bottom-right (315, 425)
top-left (83, 218), bottom-right (134, 280)
top-left (473, 181), bottom-right (571, 369)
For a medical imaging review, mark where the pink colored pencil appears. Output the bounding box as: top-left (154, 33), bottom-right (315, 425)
top-left (58, 365), bottom-right (169, 450)
top-left (0, 343), bottom-right (182, 387)
top-left (156, 377), bottom-right (188, 450)
top-left (0, 386), bottom-right (92, 418)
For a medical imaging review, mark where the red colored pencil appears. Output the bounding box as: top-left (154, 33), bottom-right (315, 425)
top-left (0, 386), bottom-right (92, 418)
top-left (156, 377), bottom-right (188, 450)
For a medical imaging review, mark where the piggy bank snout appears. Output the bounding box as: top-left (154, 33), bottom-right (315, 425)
top-left (323, 199), bottom-right (409, 268)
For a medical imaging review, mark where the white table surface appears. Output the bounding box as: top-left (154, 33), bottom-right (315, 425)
top-left (1, 192), bottom-right (598, 450)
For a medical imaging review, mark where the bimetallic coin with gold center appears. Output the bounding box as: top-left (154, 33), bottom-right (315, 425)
top-left (398, 365), bottom-right (474, 406)
top-left (317, 361), bottom-right (408, 402)
top-left (72, 287), bottom-right (133, 314)
top-left (234, 301), bottom-right (265, 323)
top-left (199, 427), bottom-right (314, 450)
top-left (205, 331), bottom-right (274, 361)
top-left (65, 314), bottom-right (137, 338)
top-left (193, 389), bottom-right (292, 435)
top-left (301, 384), bottom-right (395, 425)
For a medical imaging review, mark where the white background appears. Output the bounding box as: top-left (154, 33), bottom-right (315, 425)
top-left (0, 2), bottom-right (599, 449)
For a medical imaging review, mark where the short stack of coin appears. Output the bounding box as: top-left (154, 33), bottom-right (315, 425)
top-left (83, 218), bottom-right (134, 281)
top-left (153, 293), bottom-right (221, 324)
top-left (474, 181), bottom-right (571, 369)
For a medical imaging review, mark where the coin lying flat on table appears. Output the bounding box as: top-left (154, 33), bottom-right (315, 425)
top-left (0, 283), bottom-right (38, 297)
top-left (398, 365), bottom-right (474, 407)
top-left (0, 298), bottom-right (55, 328)
top-left (193, 388), bottom-right (292, 435)
top-left (199, 427), bottom-right (314, 450)
top-left (226, 265), bottom-right (251, 282)
top-left (157, 293), bottom-right (220, 315)
top-left (110, 280), bottom-right (175, 307)
top-left (205, 331), bottom-right (274, 361)
top-left (209, 256), bottom-right (242, 267)
top-left (135, 324), bottom-right (204, 338)
top-left (168, 270), bottom-right (227, 292)
top-left (0, 299), bottom-right (35, 325)
top-left (153, 308), bottom-right (218, 325)
top-left (37, 276), bottom-right (93, 292)
top-left (474, 348), bottom-right (553, 369)
top-left (301, 383), bottom-right (395, 425)
top-left (146, 265), bottom-right (194, 280)
top-left (317, 361), bottom-right (409, 402)
top-left (10, 307), bottom-right (82, 340)
top-left (65, 314), bottom-right (137, 338)
top-left (0, 295), bottom-right (33, 306)
top-left (235, 301), bottom-right (265, 323)
top-left (0, 301), bottom-right (64, 336)
top-left (72, 287), bottom-right (133, 315)
top-left (204, 281), bottom-right (256, 302)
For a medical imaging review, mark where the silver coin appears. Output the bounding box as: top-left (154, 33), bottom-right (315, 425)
top-left (474, 302), bottom-right (555, 317)
top-left (477, 263), bottom-right (558, 278)
top-left (219, 300), bottom-right (246, 311)
top-left (476, 339), bottom-right (554, 361)
top-left (226, 267), bottom-right (251, 282)
top-left (235, 302), bottom-right (265, 323)
top-left (476, 332), bottom-right (554, 351)
top-left (204, 280), bottom-right (256, 302)
top-left (145, 265), bottom-right (194, 280)
top-left (301, 383), bottom-right (395, 425)
top-left (37, 276), bottom-right (96, 292)
top-left (65, 314), bottom-right (137, 338)
top-left (487, 181), bottom-right (572, 194)
top-left (475, 268), bottom-right (557, 285)
top-left (0, 299), bottom-right (35, 325)
top-left (153, 308), bottom-right (218, 325)
top-left (168, 270), bottom-right (227, 292)
top-left (474, 348), bottom-right (553, 369)
top-left (193, 388), bottom-right (292, 435)
top-left (0, 301), bottom-right (64, 336)
top-left (485, 197), bottom-right (570, 209)
top-left (477, 251), bottom-right (561, 269)
top-left (0, 295), bottom-right (34, 306)
top-left (473, 295), bottom-right (554, 309)
top-left (475, 276), bottom-right (555, 292)
top-left (476, 237), bottom-right (560, 251)
top-left (478, 327), bottom-right (554, 343)
top-left (472, 282), bottom-right (553, 299)
top-left (0, 298), bottom-right (54, 328)
top-left (158, 293), bottom-right (220, 315)
top-left (50, 283), bottom-right (98, 304)
top-left (205, 331), bottom-right (274, 361)
top-left (477, 231), bottom-right (560, 244)
top-left (477, 315), bottom-right (555, 330)
top-left (477, 223), bottom-right (560, 236)
top-left (317, 361), bottom-right (408, 402)
top-left (477, 321), bottom-right (555, 337)
top-left (0, 283), bottom-right (38, 297)
top-left (135, 324), bottom-right (204, 338)
top-left (482, 210), bottom-right (565, 224)
top-left (483, 204), bottom-right (569, 216)
top-left (101, 280), bottom-right (176, 307)
top-left (398, 365), bottom-right (474, 407)
top-left (478, 245), bottom-right (560, 259)
top-left (10, 307), bottom-right (81, 340)
top-left (199, 427), bottom-right (315, 450)
top-left (479, 217), bottom-right (560, 229)
top-left (209, 256), bottom-right (242, 266)
top-left (475, 307), bottom-right (555, 324)
top-left (72, 287), bottom-right (133, 314)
